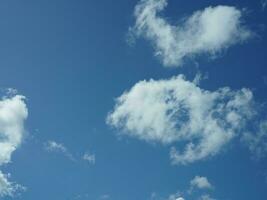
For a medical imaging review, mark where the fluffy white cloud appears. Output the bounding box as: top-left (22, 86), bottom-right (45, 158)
top-left (0, 171), bottom-right (25, 197)
top-left (190, 176), bottom-right (212, 190)
top-left (107, 75), bottom-right (255, 164)
top-left (0, 94), bottom-right (28, 197)
top-left (131, 0), bottom-right (252, 67)
top-left (0, 95), bottom-right (28, 165)
top-left (44, 140), bottom-right (75, 161)
top-left (83, 152), bottom-right (96, 165)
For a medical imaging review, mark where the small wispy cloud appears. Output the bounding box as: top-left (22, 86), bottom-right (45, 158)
top-left (261, 0), bottom-right (267, 10)
top-left (44, 141), bottom-right (75, 161)
top-left (200, 194), bottom-right (216, 200)
top-left (6, 88), bottom-right (18, 96)
top-left (151, 175), bottom-right (216, 200)
top-left (99, 194), bottom-right (110, 199)
top-left (82, 152), bottom-right (96, 165)
top-left (242, 120), bottom-right (267, 159)
top-left (263, 76), bottom-right (267, 85)
top-left (44, 141), bottom-right (97, 165)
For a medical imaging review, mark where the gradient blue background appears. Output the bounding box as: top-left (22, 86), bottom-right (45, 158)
top-left (0, 0), bottom-right (266, 199)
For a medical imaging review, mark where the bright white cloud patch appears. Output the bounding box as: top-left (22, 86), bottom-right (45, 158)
top-left (172, 197), bottom-right (184, 200)
top-left (0, 94), bottom-right (28, 197)
top-left (190, 176), bottom-right (212, 190)
top-left (0, 95), bottom-right (28, 165)
top-left (44, 140), bottom-right (75, 161)
top-left (0, 171), bottom-right (26, 197)
top-left (167, 192), bottom-right (185, 200)
top-left (107, 75), bottom-right (255, 164)
top-left (131, 0), bottom-right (252, 67)
top-left (169, 197), bottom-right (184, 200)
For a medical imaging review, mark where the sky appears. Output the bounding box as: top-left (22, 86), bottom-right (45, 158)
top-left (0, 0), bottom-right (266, 200)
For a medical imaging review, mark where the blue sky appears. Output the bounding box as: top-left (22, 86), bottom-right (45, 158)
top-left (0, 0), bottom-right (266, 200)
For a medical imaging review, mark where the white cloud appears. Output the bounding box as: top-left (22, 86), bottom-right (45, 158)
top-left (199, 194), bottom-right (216, 200)
top-left (0, 94), bottom-right (28, 197)
top-left (107, 75), bottom-right (255, 164)
top-left (151, 175), bottom-right (217, 200)
top-left (167, 192), bottom-right (185, 200)
top-left (44, 140), bottom-right (74, 161)
top-left (44, 141), bottom-right (97, 164)
top-left (131, 0), bottom-right (252, 67)
top-left (190, 176), bottom-right (212, 190)
top-left (0, 171), bottom-right (26, 198)
top-left (0, 95), bottom-right (28, 165)
top-left (172, 197), bottom-right (184, 200)
top-left (83, 152), bottom-right (96, 165)
top-left (170, 197), bottom-right (185, 200)
top-left (150, 191), bottom-right (185, 200)
top-left (242, 120), bottom-right (267, 159)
